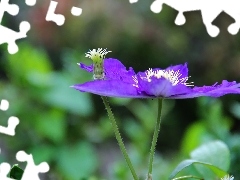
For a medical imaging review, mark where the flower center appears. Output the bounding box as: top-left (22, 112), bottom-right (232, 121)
top-left (85, 48), bottom-right (111, 79)
top-left (133, 68), bottom-right (193, 87)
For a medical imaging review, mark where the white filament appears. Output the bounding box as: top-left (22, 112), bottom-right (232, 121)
top-left (133, 68), bottom-right (193, 87)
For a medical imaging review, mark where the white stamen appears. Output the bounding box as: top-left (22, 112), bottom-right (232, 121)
top-left (145, 68), bottom-right (155, 79)
top-left (154, 69), bottom-right (165, 78)
top-left (132, 75), bottom-right (139, 88)
top-left (221, 175), bottom-right (234, 180)
top-left (85, 48), bottom-right (111, 59)
top-left (132, 68), bottom-right (194, 87)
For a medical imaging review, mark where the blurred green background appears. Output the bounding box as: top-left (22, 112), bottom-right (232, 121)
top-left (0, 0), bottom-right (240, 179)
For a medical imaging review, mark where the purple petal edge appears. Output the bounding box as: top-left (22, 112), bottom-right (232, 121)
top-left (72, 80), bottom-right (149, 98)
top-left (79, 63), bottom-right (93, 72)
top-left (171, 80), bottom-right (240, 99)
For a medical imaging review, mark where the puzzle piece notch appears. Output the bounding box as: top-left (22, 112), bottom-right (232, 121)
top-left (71, 6), bottom-right (82, 16)
top-left (129, 0), bottom-right (138, 4)
top-left (0, 0), bottom-right (19, 23)
top-left (25, 0), bottom-right (37, 6)
top-left (150, 0), bottom-right (162, 13)
top-left (0, 116), bottom-right (19, 136)
top-left (0, 99), bottom-right (20, 136)
top-left (16, 151), bottom-right (49, 180)
top-left (0, 99), bottom-right (9, 111)
top-left (0, 21), bottom-right (31, 54)
top-left (46, 1), bottom-right (65, 26)
top-left (175, 12), bottom-right (186, 25)
top-left (228, 23), bottom-right (239, 35)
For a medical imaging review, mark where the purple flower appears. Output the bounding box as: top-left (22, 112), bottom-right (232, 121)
top-left (72, 49), bottom-right (240, 99)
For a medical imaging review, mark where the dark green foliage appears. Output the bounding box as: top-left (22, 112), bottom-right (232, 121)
top-left (9, 164), bottom-right (23, 180)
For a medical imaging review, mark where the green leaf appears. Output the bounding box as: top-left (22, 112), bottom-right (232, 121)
top-left (6, 42), bottom-right (52, 86)
top-left (57, 141), bottom-right (98, 179)
top-left (169, 159), bottom-right (227, 179)
top-left (230, 102), bottom-right (240, 119)
top-left (40, 72), bottom-right (93, 116)
top-left (35, 109), bottom-right (66, 144)
top-left (197, 98), bottom-right (231, 140)
top-left (9, 164), bottom-right (23, 180)
top-left (30, 144), bottom-right (56, 164)
top-left (180, 122), bottom-right (214, 155)
top-left (190, 140), bottom-right (230, 178)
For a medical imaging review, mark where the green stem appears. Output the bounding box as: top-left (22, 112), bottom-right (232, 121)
top-left (172, 175), bottom-right (204, 180)
top-left (147, 98), bottom-right (163, 180)
top-left (101, 96), bottom-right (138, 180)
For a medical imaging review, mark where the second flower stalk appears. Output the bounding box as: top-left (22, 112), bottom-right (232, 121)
top-left (147, 98), bottom-right (163, 180)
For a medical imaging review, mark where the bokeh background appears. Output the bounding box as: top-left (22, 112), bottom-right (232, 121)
top-left (0, 0), bottom-right (240, 179)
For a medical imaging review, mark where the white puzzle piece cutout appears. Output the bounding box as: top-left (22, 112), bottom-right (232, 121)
top-left (0, 116), bottom-right (19, 136)
top-left (129, 0), bottom-right (138, 4)
top-left (0, 22), bottom-right (30, 54)
top-left (25, 0), bottom-right (37, 6)
top-left (46, 0), bottom-right (65, 26)
top-left (0, 100), bottom-right (9, 111)
top-left (0, 100), bottom-right (49, 179)
top-left (0, 162), bottom-right (14, 180)
top-left (71, 6), bottom-right (82, 16)
top-left (16, 151), bottom-right (50, 180)
top-left (150, 0), bottom-right (240, 37)
top-left (0, 151), bottom-right (50, 180)
top-left (0, 0), bottom-right (31, 54)
top-left (0, 149), bottom-right (14, 180)
top-left (0, 99), bottom-right (19, 136)
top-left (0, 0), bottom-right (19, 21)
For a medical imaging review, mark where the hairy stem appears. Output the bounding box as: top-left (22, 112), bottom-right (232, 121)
top-left (147, 98), bottom-right (163, 180)
top-left (101, 96), bottom-right (138, 180)
top-left (172, 175), bottom-right (204, 180)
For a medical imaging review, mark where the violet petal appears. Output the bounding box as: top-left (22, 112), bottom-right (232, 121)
top-left (72, 80), bottom-right (148, 98)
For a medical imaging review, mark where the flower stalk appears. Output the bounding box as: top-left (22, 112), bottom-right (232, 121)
top-left (147, 98), bottom-right (163, 180)
top-left (171, 175), bottom-right (204, 180)
top-left (101, 96), bottom-right (139, 180)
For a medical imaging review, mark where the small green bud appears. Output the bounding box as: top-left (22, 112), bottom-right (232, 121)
top-left (85, 48), bottom-right (111, 79)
